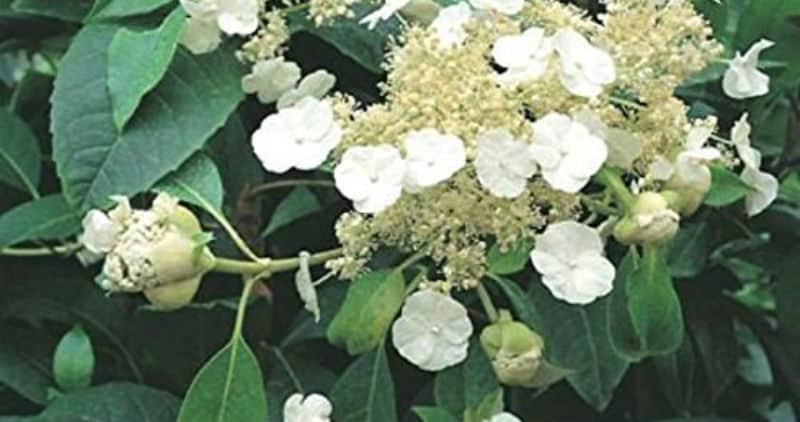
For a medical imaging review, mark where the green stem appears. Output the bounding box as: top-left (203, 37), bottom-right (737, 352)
top-left (206, 207), bottom-right (263, 264)
top-left (212, 248), bottom-right (343, 275)
top-left (476, 283), bottom-right (499, 323)
top-left (608, 95), bottom-right (646, 110)
top-left (280, 2), bottom-right (310, 16)
top-left (233, 277), bottom-right (258, 337)
top-left (0, 242), bottom-right (81, 257)
top-left (580, 197), bottom-right (622, 216)
top-left (246, 179), bottom-right (335, 199)
top-left (595, 167), bottom-right (636, 212)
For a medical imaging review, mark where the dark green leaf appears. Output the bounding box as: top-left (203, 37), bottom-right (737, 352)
top-left (330, 345), bottom-right (397, 422)
top-left (0, 194), bottom-right (80, 248)
top-left (53, 324), bottom-right (94, 392)
top-left (652, 335), bottom-right (696, 414)
top-left (327, 269), bottom-right (406, 354)
top-left (177, 337), bottom-right (268, 422)
top-left (0, 108), bottom-right (40, 195)
top-left (35, 382), bottom-right (179, 421)
top-left (487, 239), bottom-right (534, 275)
top-left (413, 406), bottom-right (459, 422)
top-left (668, 222), bottom-right (711, 279)
top-left (704, 166), bottom-right (752, 207)
top-left (10, 0), bottom-right (93, 22)
top-left (156, 153), bottom-right (224, 212)
top-left (90, 0), bottom-right (174, 20)
top-left (262, 187), bottom-right (322, 237)
top-left (51, 24), bottom-right (244, 210)
top-left (0, 342), bottom-right (51, 405)
top-left (434, 339), bottom-right (499, 420)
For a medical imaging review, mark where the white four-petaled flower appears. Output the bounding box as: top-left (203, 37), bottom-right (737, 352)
top-left (492, 27), bottom-right (554, 88)
top-left (723, 39), bottom-right (775, 100)
top-left (180, 16), bottom-right (222, 54)
top-left (334, 145), bottom-right (407, 214)
top-left (241, 58), bottom-right (301, 104)
top-left (731, 113), bottom-right (761, 169)
top-left (391, 289), bottom-right (473, 371)
top-left (468, 0), bottom-right (524, 15)
top-left (277, 69), bottom-right (337, 110)
top-left (403, 129), bottom-right (466, 192)
top-left (283, 393), bottom-right (332, 422)
top-left (474, 128), bottom-right (538, 198)
top-left (553, 29), bottom-right (616, 98)
top-left (215, 0), bottom-right (260, 35)
top-left (529, 221), bottom-right (615, 305)
top-left (529, 112), bottom-right (608, 193)
top-left (431, 3), bottom-right (473, 49)
top-left (251, 97), bottom-right (342, 173)
top-left (572, 109), bottom-right (642, 169)
top-left (730, 114), bottom-right (778, 216)
top-left (179, 0), bottom-right (259, 54)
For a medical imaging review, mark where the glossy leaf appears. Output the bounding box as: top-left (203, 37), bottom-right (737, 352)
top-left (90, 0), bottom-right (174, 20)
top-left (156, 153), bottom-right (224, 213)
top-left (53, 324), bottom-right (94, 392)
top-left (0, 108), bottom-right (40, 195)
top-left (413, 407), bottom-right (459, 422)
top-left (704, 166), bottom-right (752, 207)
top-left (262, 187), bottom-right (322, 237)
top-left (0, 194), bottom-right (80, 248)
top-left (330, 345), bottom-right (397, 422)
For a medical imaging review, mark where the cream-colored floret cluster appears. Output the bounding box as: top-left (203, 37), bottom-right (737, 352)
top-left (237, 11), bottom-right (291, 63)
top-left (309, 0), bottom-right (358, 25)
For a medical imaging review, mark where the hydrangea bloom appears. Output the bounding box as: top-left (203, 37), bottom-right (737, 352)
top-left (402, 129), bottom-right (466, 192)
top-left (391, 290), bottom-right (473, 371)
top-left (573, 110), bottom-right (642, 169)
top-left (283, 393), bottom-right (332, 422)
top-left (492, 27), bottom-right (554, 88)
top-left (241, 58), bottom-right (301, 104)
top-left (723, 39), bottom-right (774, 100)
top-left (277, 69), bottom-right (337, 109)
top-left (251, 97), bottom-right (342, 173)
top-left (468, 0), bottom-right (524, 15)
top-left (529, 112), bottom-right (608, 193)
top-left (530, 221), bottom-right (615, 305)
top-left (360, 0), bottom-right (410, 29)
top-left (334, 145), bottom-right (407, 214)
top-left (474, 128), bottom-right (538, 198)
top-left (431, 3), bottom-right (473, 49)
top-left (553, 29), bottom-right (616, 98)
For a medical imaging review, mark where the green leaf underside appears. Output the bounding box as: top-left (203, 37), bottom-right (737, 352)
top-left (0, 194), bottom-right (80, 248)
top-left (156, 153), bottom-right (224, 212)
top-left (90, 0), bottom-right (174, 20)
top-left (330, 345), bottom-right (397, 422)
top-left (262, 187), bottom-right (322, 237)
top-left (177, 337), bottom-right (268, 422)
top-left (0, 108), bottom-right (41, 195)
top-left (107, 7), bottom-right (185, 130)
top-left (51, 24), bottom-right (244, 210)
top-left (53, 324), bottom-right (95, 392)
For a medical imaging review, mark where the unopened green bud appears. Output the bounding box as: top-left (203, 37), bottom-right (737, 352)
top-left (614, 192), bottom-right (680, 247)
top-left (480, 311), bottom-right (545, 388)
top-left (399, 0), bottom-right (440, 24)
top-left (665, 166), bottom-right (712, 216)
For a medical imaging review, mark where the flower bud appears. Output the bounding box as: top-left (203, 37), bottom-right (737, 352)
top-left (665, 164), bottom-right (712, 216)
top-left (480, 311), bottom-right (545, 388)
top-left (399, 0), bottom-right (440, 24)
top-left (613, 192), bottom-right (680, 246)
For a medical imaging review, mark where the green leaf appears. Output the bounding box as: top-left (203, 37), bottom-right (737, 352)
top-left (609, 249), bottom-right (684, 361)
top-left (668, 222), bottom-right (711, 279)
top-left (330, 345), bottom-right (397, 422)
top-left (492, 276), bottom-right (544, 331)
top-left (327, 269), bottom-right (406, 354)
top-left (526, 281), bottom-right (628, 411)
top-left (777, 246), bottom-right (800, 362)
top-left (704, 166), bottom-right (752, 207)
top-left (413, 407), bottom-right (459, 422)
top-left (0, 108), bottom-right (40, 195)
top-left (0, 194), bottom-right (80, 248)
top-left (10, 0), bottom-right (93, 22)
top-left (652, 335), bottom-right (696, 414)
top-left (107, 7), bottom-right (185, 130)
top-left (90, 0), bottom-right (174, 20)
top-left (177, 337), bottom-right (268, 422)
top-left (434, 339), bottom-right (499, 420)
top-left (287, 4), bottom-right (399, 74)
top-left (53, 324), bottom-right (94, 392)
top-left (51, 24), bottom-right (244, 210)
top-left (0, 342), bottom-right (51, 404)
top-left (487, 238), bottom-right (534, 275)
top-left (156, 153), bottom-right (224, 212)
top-left (262, 187), bottom-right (323, 237)
top-left (36, 382), bottom-right (179, 421)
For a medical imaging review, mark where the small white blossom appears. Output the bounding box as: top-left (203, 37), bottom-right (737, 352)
top-left (180, 17), bottom-right (222, 54)
top-left (489, 412), bottom-right (523, 422)
top-left (573, 110), bottom-right (642, 169)
top-left (277, 69), bottom-right (337, 110)
top-left (391, 290), bottom-right (473, 371)
top-left (530, 221), bottom-right (615, 305)
top-left (553, 29), bottom-right (616, 98)
top-left (492, 27), bottom-right (554, 88)
top-left (529, 112), bottom-right (608, 193)
top-left (180, 0), bottom-right (217, 19)
top-left (741, 165), bottom-right (778, 217)
top-left (251, 97), bottom-right (342, 173)
top-left (334, 145), bottom-right (407, 214)
top-left (79, 196), bottom-right (131, 255)
top-left (731, 113), bottom-right (761, 169)
top-left (215, 0), bottom-right (260, 35)
top-left (469, 0), bottom-right (523, 15)
top-left (360, 0), bottom-right (410, 29)
top-left (283, 393), bottom-right (332, 422)
top-left (180, 0), bottom-right (259, 41)
top-left (241, 58), bottom-right (301, 104)
top-left (294, 251), bottom-right (320, 323)
top-left (474, 128), bottom-right (538, 198)
top-left (674, 126), bottom-right (721, 186)
top-left (723, 39), bottom-right (774, 100)
top-left (431, 3), bottom-right (472, 49)
top-left (402, 129), bottom-right (466, 192)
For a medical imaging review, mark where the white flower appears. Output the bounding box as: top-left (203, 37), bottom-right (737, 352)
top-left (731, 113), bottom-right (761, 169)
top-left (241, 58), bottom-right (301, 104)
top-left (251, 97), bottom-right (342, 173)
top-left (530, 221), bottom-right (615, 305)
top-left (488, 412), bottom-right (523, 422)
top-left (469, 0), bottom-right (523, 15)
top-left (180, 17), bottom-right (222, 54)
top-left (391, 290), bottom-right (473, 371)
top-left (648, 156), bottom-right (675, 181)
top-left (215, 0), bottom-right (260, 35)
top-left (334, 145), bottom-right (407, 214)
top-left (180, 0), bottom-right (217, 19)
top-left (529, 112), bottom-right (608, 193)
top-left (723, 39), bottom-right (775, 100)
top-left (553, 29), bottom-right (616, 98)
top-left (741, 166), bottom-right (778, 217)
top-left (402, 129), bottom-right (466, 192)
top-left (283, 393), bottom-right (332, 422)
top-left (277, 69), bottom-right (337, 110)
top-left (474, 128), bottom-right (538, 198)
top-left (79, 196), bottom-right (131, 255)
top-left (360, 0), bottom-right (410, 30)
top-left (674, 126), bottom-right (721, 186)
top-left (492, 27), bottom-right (554, 88)
top-left (431, 3), bottom-right (472, 49)
top-left (294, 251), bottom-right (320, 323)
top-left (573, 109), bottom-right (642, 169)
